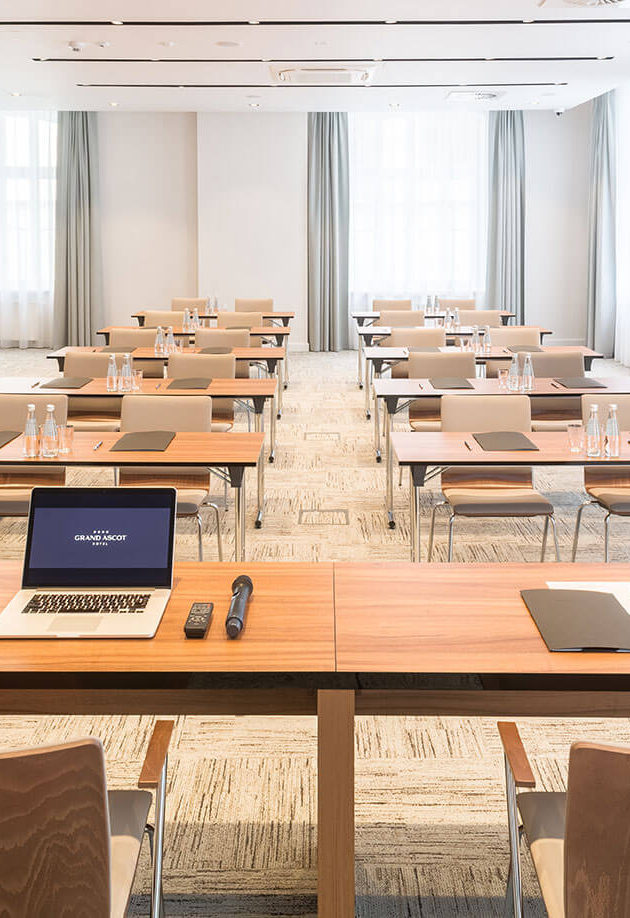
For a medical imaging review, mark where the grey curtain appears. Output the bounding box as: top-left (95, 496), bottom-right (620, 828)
top-left (53, 112), bottom-right (102, 347)
top-left (587, 91), bottom-right (616, 356)
top-left (485, 111), bottom-right (525, 323)
top-left (308, 113), bottom-right (349, 352)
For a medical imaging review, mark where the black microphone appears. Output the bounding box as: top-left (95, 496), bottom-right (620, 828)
top-left (225, 575), bottom-right (253, 638)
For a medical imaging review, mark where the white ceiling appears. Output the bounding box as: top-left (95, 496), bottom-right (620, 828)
top-left (2, 0), bottom-right (630, 112)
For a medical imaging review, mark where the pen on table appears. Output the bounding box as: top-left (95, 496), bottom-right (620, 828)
top-left (93, 440), bottom-right (103, 451)
top-left (464, 440), bottom-right (472, 451)
top-left (30, 380), bottom-right (40, 388)
top-left (155, 382), bottom-right (161, 389)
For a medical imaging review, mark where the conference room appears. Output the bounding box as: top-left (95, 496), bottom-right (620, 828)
top-left (2, 1), bottom-right (630, 915)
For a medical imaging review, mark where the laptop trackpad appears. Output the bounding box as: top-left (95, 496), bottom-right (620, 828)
top-left (49, 616), bottom-right (103, 634)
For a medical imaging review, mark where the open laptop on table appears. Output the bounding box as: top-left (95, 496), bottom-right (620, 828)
top-left (0, 487), bottom-right (176, 638)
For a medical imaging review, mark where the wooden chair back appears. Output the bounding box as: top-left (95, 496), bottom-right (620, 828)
top-left (373, 299), bottom-right (412, 311)
top-left (376, 310), bottom-right (425, 328)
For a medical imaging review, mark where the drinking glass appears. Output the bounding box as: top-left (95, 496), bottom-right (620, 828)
top-left (58, 425), bottom-right (74, 455)
top-left (132, 369), bottom-right (143, 390)
top-left (567, 422), bottom-right (585, 454)
top-left (498, 368), bottom-right (509, 391)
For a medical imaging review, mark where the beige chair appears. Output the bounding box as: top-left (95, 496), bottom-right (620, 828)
top-left (217, 311), bottom-right (263, 346)
top-left (0, 721), bottom-right (173, 918)
top-left (109, 328), bottom-right (164, 379)
top-left (375, 310), bottom-right (425, 328)
top-left (167, 353), bottom-right (236, 431)
top-left (373, 299), bottom-right (412, 312)
top-left (498, 720), bottom-right (630, 918)
top-left (235, 298), bottom-right (273, 312)
top-left (195, 328), bottom-right (250, 378)
top-left (457, 309), bottom-right (504, 328)
top-left (0, 394), bottom-right (68, 518)
top-left (171, 297), bottom-right (207, 310)
top-left (385, 328), bottom-right (447, 379)
top-left (491, 327), bottom-right (542, 348)
top-left (438, 297), bottom-right (475, 309)
top-left (406, 351), bottom-right (477, 431)
top-left (427, 395), bottom-right (559, 562)
top-left (529, 351), bottom-right (585, 432)
top-left (63, 350), bottom-right (122, 432)
top-left (572, 394), bottom-right (630, 562)
top-left (142, 311), bottom-right (185, 329)
top-left (119, 396), bottom-right (222, 561)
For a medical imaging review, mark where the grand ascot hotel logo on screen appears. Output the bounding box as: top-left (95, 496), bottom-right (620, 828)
top-left (74, 529), bottom-right (128, 548)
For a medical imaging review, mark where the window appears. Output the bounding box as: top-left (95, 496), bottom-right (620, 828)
top-left (348, 111), bottom-right (488, 329)
top-left (0, 111), bottom-right (57, 347)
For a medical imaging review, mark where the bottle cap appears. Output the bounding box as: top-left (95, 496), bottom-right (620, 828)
top-left (27, 403), bottom-right (35, 410)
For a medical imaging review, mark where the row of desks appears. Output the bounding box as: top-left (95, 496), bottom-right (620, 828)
top-left (132, 310), bottom-right (295, 327)
top-left (1, 558), bottom-right (630, 915)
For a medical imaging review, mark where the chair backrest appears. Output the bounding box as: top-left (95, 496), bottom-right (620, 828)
top-left (0, 394), bottom-right (68, 428)
top-left (121, 395), bottom-right (212, 432)
top-left (438, 297), bottom-right (475, 309)
top-left (171, 297), bottom-right (207, 310)
top-left (0, 738), bottom-right (110, 915)
top-left (376, 310), bottom-right (425, 328)
top-left (143, 311), bottom-right (185, 328)
top-left (408, 351), bottom-right (476, 379)
top-left (387, 328), bottom-right (446, 348)
top-left (167, 353), bottom-right (236, 380)
top-left (441, 394), bottom-right (531, 432)
top-left (235, 298), bottom-right (273, 312)
top-left (491, 327), bottom-right (542, 347)
top-left (63, 351), bottom-right (116, 378)
top-left (373, 299), bottom-right (412, 312)
top-left (108, 327), bottom-right (158, 348)
top-left (582, 393), bottom-right (630, 428)
top-left (217, 311), bottom-right (263, 330)
top-left (565, 742), bottom-right (630, 917)
top-left (195, 328), bottom-right (249, 350)
top-left (457, 309), bottom-right (504, 328)
top-left (530, 351), bottom-right (585, 378)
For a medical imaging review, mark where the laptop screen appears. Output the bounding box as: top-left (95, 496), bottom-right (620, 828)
top-left (22, 488), bottom-right (177, 589)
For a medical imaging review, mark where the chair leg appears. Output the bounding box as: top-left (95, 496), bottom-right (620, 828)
top-left (504, 861), bottom-right (514, 917)
top-left (447, 513), bottom-right (456, 562)
top-left (195, 512), bottom-right (203, 562)
top-left (398, 464), bottom-right (403, 487)
top-left (604, 512), bottom-right (612, 562)
top-left (549, 514), bottom-right (561, 562)
top-left (571, 499), bottom-right (598, 562)
top-left (206, 502), bottom-right (223, 561)
top-left (427, 501), bottom-right (447, 561)
top-left (540, 516), bottom-right (549, 562)
top-left (150, 756), bottom-right (168, 918)
top-left (504, 756), bottom-right (524, 918)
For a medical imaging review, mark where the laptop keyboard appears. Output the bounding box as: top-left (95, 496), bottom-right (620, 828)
top-left (22, 593), bottom-right (151, 614)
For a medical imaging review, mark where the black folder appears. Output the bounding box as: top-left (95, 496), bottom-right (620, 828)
top-left (407, 346), bottom-right (441, 353)
top-left (473, 431), bottom-right (539, 451)
top-left (507, 345), bottom-right (543, 353)
top-left (110, 431), bottom-right (175, 452)
top-left (167, 377), bottom-right (212, 390)
top-left (429, 377), bottom-right (474, 390)
top-left (553, 377), bottom-right (607, 389)
top-left (0, 430), bottom-right (20, 449)
top-left (199, 346), bottom-right (232, 355)
top-left (41, 377), bottom-right (91, 389)
top-left (100, 345), bottom-right (129, 353)
top-left (521, 589), bottom-right (630, 652)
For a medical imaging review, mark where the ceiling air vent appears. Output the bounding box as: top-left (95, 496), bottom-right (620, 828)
top-left (270, 65), bottom-right (376, 85)
top-left (447, 90), bottom-right (504, 102)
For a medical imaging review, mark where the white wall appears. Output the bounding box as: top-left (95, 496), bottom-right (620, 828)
top-left (524, 104), bottom-right (592, 346)
top-left (196, 113), bottom-right (308, 350)
top-left (98, 112), bottom-right (198, 326)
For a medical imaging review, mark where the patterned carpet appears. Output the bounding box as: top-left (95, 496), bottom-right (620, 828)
top-left (1, 347), bottom-right (630, 916)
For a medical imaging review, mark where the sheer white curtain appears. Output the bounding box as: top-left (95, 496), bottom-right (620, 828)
top-left (0, 111), bottom-right (57, 348)
top-left (615, 87), bottom-right (630, 367)
top-left (348, 110), bottom-right (488, 343)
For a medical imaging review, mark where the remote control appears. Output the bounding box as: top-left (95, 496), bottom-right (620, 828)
top-left (184, 602), bottom-right (213, 638)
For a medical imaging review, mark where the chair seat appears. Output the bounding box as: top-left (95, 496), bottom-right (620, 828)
top-left (176, 489), bottom-right (209, 516)
top-left (0, 487), bottom-right (35, 516)
top-left (108, 788), bottom-right (153, 918)
top-left (532, 419), bottom-right (573, 432)
top-left (442, 487), bottom-right (554, 517)
top-left (586, 486), bottom-right (630, 515)
top-left (517, 791), bottom-right (566, 918)
top-left (210, 421), bottom-right (234, 433)
top-left (409, 419), bottom-right (441, 431)
top-left (69, 416), bottom-right (121, 432)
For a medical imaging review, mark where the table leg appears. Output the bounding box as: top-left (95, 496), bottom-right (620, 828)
top-left (269, 394), bottom-right (276, 463)
top-left (317, 690), bottom-right (355, 918)
top-left (410, 471), bottom-right (421, 562)
top-left (357, 335), bottom-right (363, 388)
top-left (385, 400), bottom-right (395, 528)
top-left (284, 339), bottom-right (289, 387)
top-left (231, 469), bottom-right (246, 562)
top-left (374, 393), bottom-right (381, 462)
top-left (277, 361), bottom-right (284, 419)
top-left (364, 358), bottom-right (371, 420)
top-left (255, 411), bottom-right (264, 528)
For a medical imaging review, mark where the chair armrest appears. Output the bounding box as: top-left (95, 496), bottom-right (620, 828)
top-left (497, 721), bottom-right (536, 788)
top-left (138, 720), bottom-right (175, 789)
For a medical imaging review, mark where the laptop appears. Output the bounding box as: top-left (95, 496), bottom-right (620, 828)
top-left (0, 487), bottom-right (176, 639)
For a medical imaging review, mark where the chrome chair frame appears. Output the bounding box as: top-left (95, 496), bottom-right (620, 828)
top-left (571, 498), bottom-right (613, 563)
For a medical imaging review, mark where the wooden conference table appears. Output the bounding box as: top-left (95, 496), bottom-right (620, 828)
top-left (97, 325), bottom-right (291, 350)
top-left (133, 310), bottom-right (295, 327)
top-left (393, 430), bottom-right (630, 561)
top-left (2, 559), bottom-right (630, 916)
top-left (0, 432), bottom-right (263, 561)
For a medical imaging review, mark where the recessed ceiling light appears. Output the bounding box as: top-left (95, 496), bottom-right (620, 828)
top-left (150, 58), bottom-right (159, 62)
top-left (248, 20), bottom-right (260, 24)
top-left (178, 85), bottom-right (185, 89)
top-left (216, 40), bottom-right (240, 47)
top-left (109, 101), bottom-right (118, 106)
top-left (374, 57), bottom-right (383, 62)
top-left (522, 18), bottom-right (534, 23)
top-left (9, 91), bottom-right (21, 97)
top-left (249, 102), bottom-right (260, 108)
top-left (485, 57), bottom-right (495, 61)
top-left (385, 19), bottom-right (398, 24)
top-left (261, 58), bottom-right (271, 62)
top-left (111, 19), bottom-right (123, 25)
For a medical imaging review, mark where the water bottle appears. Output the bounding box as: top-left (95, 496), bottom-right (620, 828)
top-left (604, 403), bottom-right (620, 458)
top-left (483, 324), bottom-right (492, 355)
top-left (106, 354), bottom-right (118, 392)
top-left (521, 352), bottom-right (534, 392)
top-left (508, 353), bottom-right (520, 391)
top-left (40, 404), bottom-right (59, 458)
top-left (154, 326), bottom-right (165, 356)
top-left (183, 307), bottom-right (191, 332)
top-left (586, 404), bottom-right (601, 458)
top-left (118, 353), bottom-right (133, 392)
top-left (192, 307), bottom-right (200, 329)
top-left (454, 307), bottom-right (460, 331)
top-left (471, 325), bottom-right (481, 355)
top-left (23, 403), bottom-right (39, 458)
top-left (165, 326), bottom-right (176, 354)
